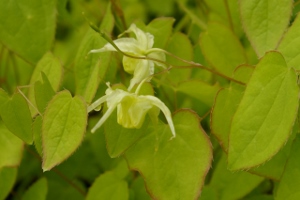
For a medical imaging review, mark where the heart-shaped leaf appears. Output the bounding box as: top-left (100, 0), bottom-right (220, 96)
top-left (125, 110), bottom-right (212, 200)
top-left (240, 0), bottom-right (293, 57)
top-left (42, 90), bottom-right (87, 171)
top-left (228, 51), bottom-right (299, 170)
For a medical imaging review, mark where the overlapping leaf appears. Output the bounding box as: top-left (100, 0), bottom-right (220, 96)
top-left (228, 51), bottom-right (299, 170)
top-left (0, 93), bottom-right (33, 144)
top-left (86, 171), bottom-right (128, 200)
top-left (200, 23), bottom-right (247, 77)
top-left (125, 110), bottom-right (212, 200)
top-left (278, 14), bottom-right (300, 70)
top-left (240, 0), bottom-right (293, 57)
top-left (0, 0), bottom-right (56, 64)
top-left (75, 3), bottom-right (114, 104)
top-left (276, 135), bottom-right (300, 200)
top-left (0, 122), bottom-right (23, 168)
top-left (28, 52), bottom-right (63, 115)
top-left (0, 167), bottom-right (17, 200)
top-left (42, 91), bottom-right (87, 171)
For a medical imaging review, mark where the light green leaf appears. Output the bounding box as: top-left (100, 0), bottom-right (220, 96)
top-left (210, 153), bottom-right (264, 200)
top-left (200, 23), bottom-right (247, 77)
top-left (28, 52), bottom-right (63, 115)
top-left (0, 93), bottom-right (33, 144)
top-left (276, 135), bottom-right (300, 200)
top-left (240, 0), bottom-right (293, 57)
top-left (146, 17), bottom-right (175, 49)
top-left (34, 72), bottom-right (55, 114)
top-left (166, 32), bottom-right (193, 83)
top-left (104, 111), bottom-right (150, 158)
top-left (278, 14), bottom-right (300, 70)
top-left (211, 65), bottom-right (253, 151)
top-left (228, 51), bottom-right (299, 170)
top-left (22, 177), bottom-right (48, 200)
top-left (0, 122), bottom-right (23, 168)
top-left (177, 80), bottom-right (220, 107)
top-left (125, 110), bottom-right (212, 200)
top-left (75, 3), bottom-right (114, 104)
top-left (130, 176), bottom-right (151, 200)
top-left (250, 124), bottom-right (297, 180)
top-left (42, 91), bottom-right (87, 171)
top-left (204, 0), bottom-right (243, 37)
top-left (0, 88), bottom-right (9, 107)
top-left (33, 116), bottom-right (43, 156)
top-left (0, 0), bottom-right (56, 64)
top-left (0, 167), bottom-right (17, 200)
top-left (86, 171), bottom-right (128, 200)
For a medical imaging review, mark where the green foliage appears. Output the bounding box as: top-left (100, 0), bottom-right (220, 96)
top-left (1, 0), bottom-right (300, 199)
top-left (42, 91), bottom-right (87, 171)
top-left (240, 0), bottom-right (293, 57)
top-left (228, 52), bottom-right (299, 170)
top-left (0, 167), bottom-right (17, 200)
top-left (22, 177), bottom-right (48, 200)
top-left (0, 93), bottom-right (33, 144)
top-left (0, 0), bottom-right (56, 64)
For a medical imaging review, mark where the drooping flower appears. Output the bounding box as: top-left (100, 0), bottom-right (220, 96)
top-left (89, 24), bottom-right (166, 91)
top-left (88, 82), bottom-right (176, 139)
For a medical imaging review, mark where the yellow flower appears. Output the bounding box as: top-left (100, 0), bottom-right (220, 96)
top-left (90, 24), bottom-right (166, 91)
top-left (88, 83), bottom-right (176, 139)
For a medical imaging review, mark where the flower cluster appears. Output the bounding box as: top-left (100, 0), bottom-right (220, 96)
top-left (89, 24), bottom-right (175, 138)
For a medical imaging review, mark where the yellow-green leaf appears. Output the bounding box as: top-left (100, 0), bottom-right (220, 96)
top-left (42, 91), bottom-right (87, 171)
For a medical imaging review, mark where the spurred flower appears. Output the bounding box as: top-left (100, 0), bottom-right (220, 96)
top-left (88, 82), bottom-right (176, 139)
top-left (90, 24), bottom-right (166, 91)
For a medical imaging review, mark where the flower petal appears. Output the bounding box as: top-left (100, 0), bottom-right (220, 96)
top-left (91, 103), bottom-right (118, 133)
top-left (148, 51), bottom-right (166, 69)
top-left (128, 60), bottom-right (154, 91)
top-left (122, 24), bottom-right (154, 51)
top-left (88, 95), bottom-right (108, 113)
top-left (142, 95), bottom-right (176, 138)
top-left (89, 38), bottom-right (141, 54)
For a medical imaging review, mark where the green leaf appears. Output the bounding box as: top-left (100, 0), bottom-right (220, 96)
top-left (0, 0), bottom-right (56, 64)
top-left (104, 111), bottom-right (150, 158)
top-left (42, 91), bottom-right (87, 171)
top-left (22, 177), bottom-right (48, 200)
top-left (28, 52), bottom-right (63, 115)
top-left (75, 3), bottom-right (114, 104)
top-left (276, 135), bottom-right (300, 200)
top-left (0, 88), bottom-right (9, 107)
top-left (33, 116), bottom-right (43, 156)
top-left (86, 171), bottom-right (128, 200)
top-left (240, 0), bottom-right (293, 57)
top-left (278, 14), bottom-right (300, 70)
top-left (177, 80), bottom-right (220, 107)
top-left (130, 176), bottom-right (151, 200)
top-left (0, 122), bottom-right (23, 168)
top-left (0, 93), bottom-right (33, 144)
top-left (125, 110), bottom-right (212, 200)
top-left (166, 32), bottom-right (193, 83)
top-left (211, 65), bottom-right (253, 151)
top-left (0, 167), bottom-right (17, 200)
top-left (210, 153), bottom-right (264, 200)
top-left (204, 0), bottom-right (243, 37)
top-left (228, 51), bottom-right (299, 170)
top-left (146, 17), bottom-right (175, 49)
top-left (34, 72), bottom-right (55, 114)
top-left (200, 23), bottom-right (247, 77)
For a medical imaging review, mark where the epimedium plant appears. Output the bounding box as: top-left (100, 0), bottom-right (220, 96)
top-left (0, 0), bottom-right (300, 200)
